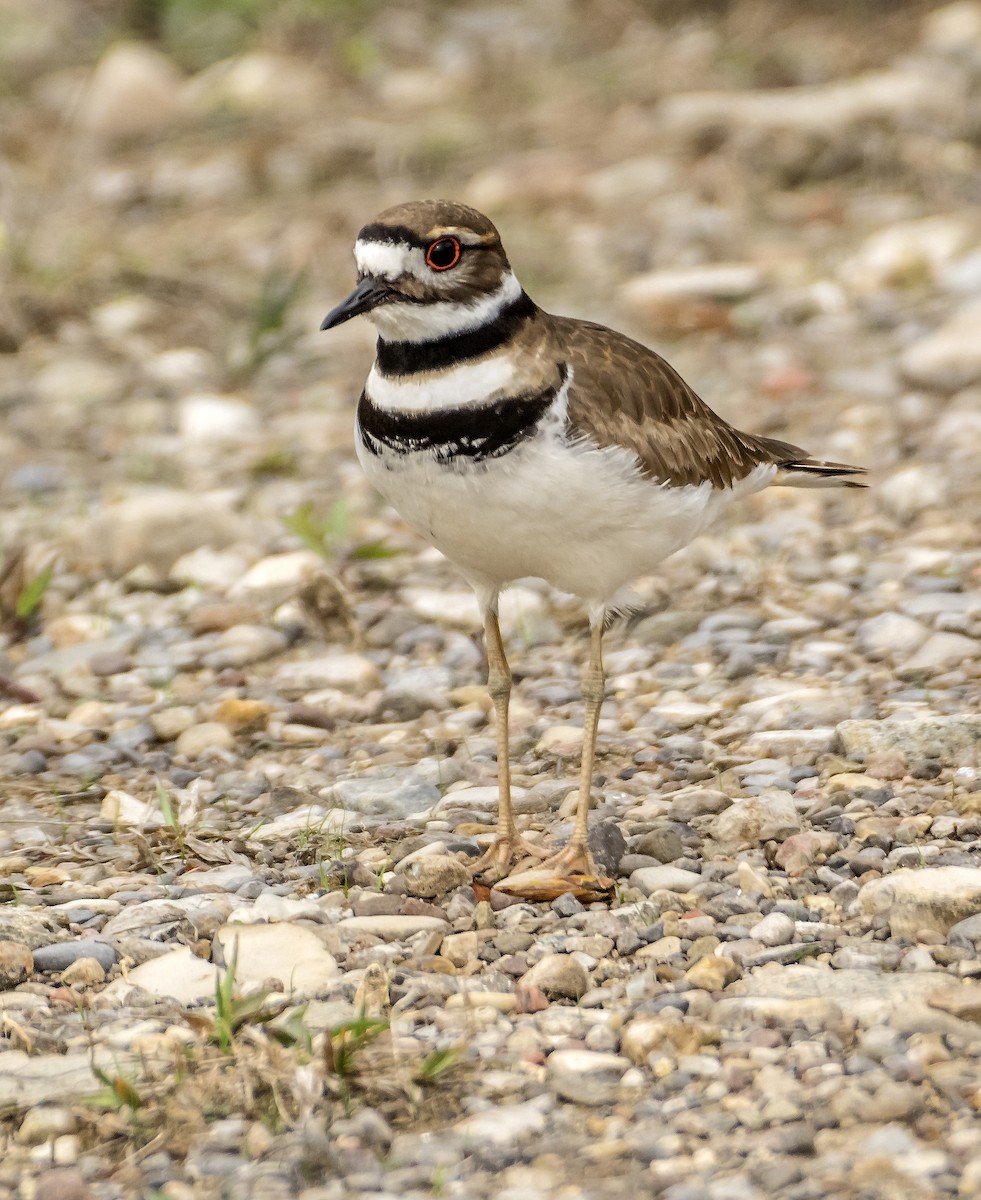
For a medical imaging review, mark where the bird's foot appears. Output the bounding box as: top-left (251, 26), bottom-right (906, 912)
top-left (539, 840), bottom-right (597, 878)
top-left (471, 833), bottom-right (550, 883)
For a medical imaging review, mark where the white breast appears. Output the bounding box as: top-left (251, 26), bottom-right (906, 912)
top-left (357, 417), bottom-right (776, 606)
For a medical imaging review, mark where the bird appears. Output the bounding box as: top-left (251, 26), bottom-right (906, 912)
top-left (321, 199), bottom-right (865, 883)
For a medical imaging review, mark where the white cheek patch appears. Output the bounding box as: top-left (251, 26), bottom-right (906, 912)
top-left (354, 240), bottom-right (424, 281)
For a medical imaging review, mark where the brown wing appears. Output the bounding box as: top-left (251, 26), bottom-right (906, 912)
top-left (551, 315), bottom-right (808, 489)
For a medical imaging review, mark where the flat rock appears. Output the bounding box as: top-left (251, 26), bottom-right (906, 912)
top-left (728, 965), bottom-right (966, 1028)
top-left (31, 939), bottom-right (118, 973)
top-left (111, 945), bottom-right (220, 1004)
top-left (327, 772), bottom-right (440, 819)
top-left (858, 867), bottom-right (981, 937)
top-left (836, 714), bottom-right (981, 762)
top-left (336, 915), bottom-right (449, 941)
top-left (215, 923), bottom-right (338, 995)
top-left (629, 865), bottom-right (702, 895)
top-left (249, 805), bottom-right (353, 843)
top-left (547, 1048), bottom-right (631, 1104)
top-left (454, 1096), bottom-right (551, 1148)
top-left (900, 297), bottom-right (981, 390)
top-left (712, 792), bottom-right (801, 847)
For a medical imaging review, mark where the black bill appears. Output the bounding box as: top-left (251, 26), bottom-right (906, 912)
top-left (320, 277), bottom-right (392, 330)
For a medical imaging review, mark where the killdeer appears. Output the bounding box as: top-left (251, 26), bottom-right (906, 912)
top-left (321, 200), bottom-right (865, 881)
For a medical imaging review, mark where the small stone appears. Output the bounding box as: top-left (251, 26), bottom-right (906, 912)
top-left (714, 792), bottom-right (801, 847)
top-left (927, 983), bottom-right (981, 1024)
top-left (215, 923), bottom-right (339, 995)
top-left (32, 940), bottom-right (117, 974)
top-left (635, 828), bottom-right (684, 862)
top-left (174, 722), bottom-right (236, 758)
top-left (78, 42), bottom-right (183, 142)
top-left (620, 1017), bottom-right (674, 1066)
top-left (669, 789), bottom-right (733, 819)
top-left (520, 953), bottom-right (588, 1000)
top-left (33, 1167), bottom-right (93, 1200)
top-left (547, 1048), bottom-right (630, 1105)
top-left (150, 707), bottom-right (197, 740)
top-left (59, 957), bottom-right (106, 987)
top-left (900, 297), bottom-right (981, 390)
top-left (859, 867), bottom-right (981, 938)
top-left (900, 632), bottom-right (979, 676)
top-left (683, 955), bottom-right (738, 991)
top-left (336, 915), bottom-right (448, 941)
top-left (212, 698), bottom-right (273, 732)
top-left (403, 854), bottom-right (469, 899)
top-left (0, 940), bottom-right (34, 988)
top-left (17, 1105), bottom-right (77, 1145)
top-left (750, 912), bottom-right (795, 947)
top-left (275, 653), bottom-right (381, 695)
top-left (536, 724), bottom-right (584, 755)
top-left (857, 613), bottom-right (930, 660)
top-left (629, 865), bottom-right (701, 895)
top-left (178, 393), bottom-right (259, 445)
top-left (774, 831), bottom-right (837, 876)
top-left (588, 819), bottom-right (627, 876)
top-left (836, 714), bottom-right (981, 763)
top-left (440, 932), bottom-right (478, 968)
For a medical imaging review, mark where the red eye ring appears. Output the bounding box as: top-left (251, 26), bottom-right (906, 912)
top-left (426, 236), bottom-right (462, 271)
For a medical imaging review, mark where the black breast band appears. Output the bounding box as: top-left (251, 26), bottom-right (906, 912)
top-left (358, 368), bottom-right (565, 465)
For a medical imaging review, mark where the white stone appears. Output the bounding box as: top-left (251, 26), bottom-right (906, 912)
top-left (79, 42), bottom-right (183, 141)
top-left (230, 550), bottom-right (324, 602)
top-left (900, 632), bottom-right (979, 676)
top-left (858, 868), bottom-right (981, 938)
top-left (713, 793), bottom-right (802, 848)
top-left (248, 805), bottom-right (353, 843)
top-left (857, 613), bottom-right (931, 660)
top-left (274, 654), bottom-right (380, 695)
top-left (178, 393), bottom-right (259, 445)
top-left (623, 263), bottom-right (762, 307)
top-left (336, 915), bottom-right (449, 940)
top-left (100, 789), bottom-right (164, 830)
top-left (839, 217), bottom-right (971, 292)
top-left (116, 946), bottom-right (220, 1005)
top-left (536, 724), bottom-right (584, 755)
top-left (214, 923), bottom-right (338, 995)
top-left (629, 865), bottom-right (703, 895)
top-left (547, 1049), bottom-right (630, 1105)
top-left (175, 722), bottom-right (236, 758)
top-left (750, 912), bottom-right (795, 947)
top-left (877, 465), bottom-right (948, 521)
top-left (900, 299), bottom-right (981, 391)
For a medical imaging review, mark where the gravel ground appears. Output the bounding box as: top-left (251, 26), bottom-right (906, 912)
top-left (1, 2), bottom-right (981, 1198)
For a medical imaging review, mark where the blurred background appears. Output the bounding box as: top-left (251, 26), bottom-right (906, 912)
top-left (0, 0), bottom-right (979, 598)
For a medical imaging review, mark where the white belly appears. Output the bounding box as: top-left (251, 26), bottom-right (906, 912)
top-left (357, 428), bottom-right (775, 604)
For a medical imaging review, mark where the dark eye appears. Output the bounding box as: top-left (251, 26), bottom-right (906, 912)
top-left (426, 237), bottom-right (461, 271)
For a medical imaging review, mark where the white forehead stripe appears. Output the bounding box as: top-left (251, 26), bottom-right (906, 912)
top-left (355, 239), bottom-right (424, 281)
top-left (368, 271), bottom-right (523, 342)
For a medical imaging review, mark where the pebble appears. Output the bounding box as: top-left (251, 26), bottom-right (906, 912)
top-left (547, 1049), bottom-right (631, 1105)
top-left (174, 722), bottom-right (236, 758)
top-left (629, 865), bottom-right (702, 895)
top-left (713, 793), bottom-right (801, 847)
top-left (519, 953), bottom-right (589, 1000)
top-left (858, 868), bottom-right (981, 938)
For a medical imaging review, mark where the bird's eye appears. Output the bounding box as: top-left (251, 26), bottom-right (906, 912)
top-left (426, 237), bottom-right (461, 271)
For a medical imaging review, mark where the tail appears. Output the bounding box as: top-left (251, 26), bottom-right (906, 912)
top-left (756, 435), bottom-right (867, 489)
top-left (773, 458), bottom-right (867, 489)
